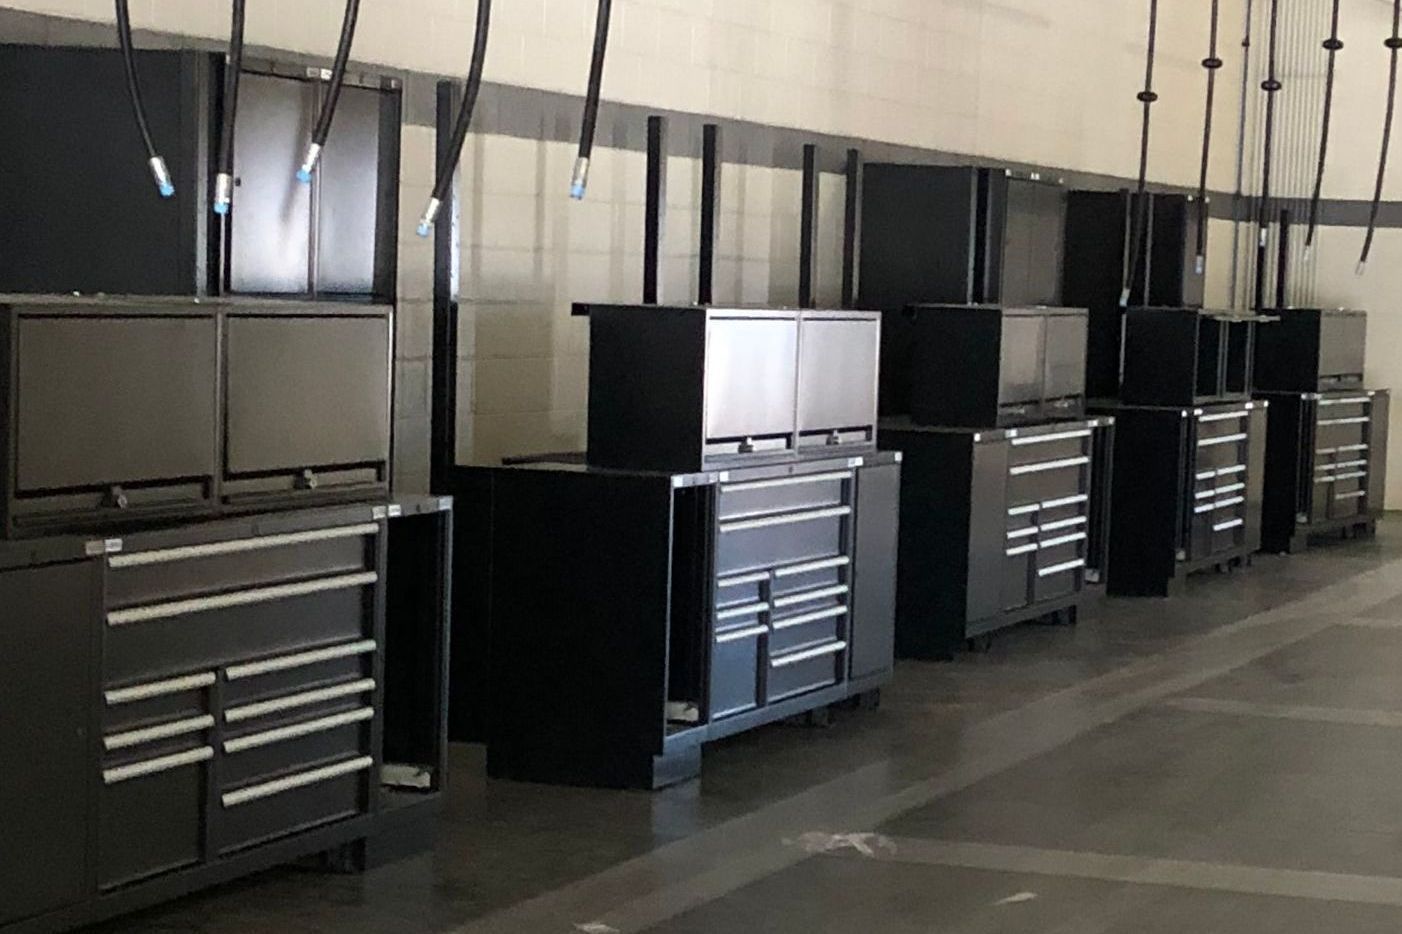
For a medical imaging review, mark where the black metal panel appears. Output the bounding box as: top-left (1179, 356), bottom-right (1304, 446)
top-left (1101, 405), bottom-right (1188, 597)
top-left (643, 116), bottom-right (667, 304)
top-left (1120, 307), bottom-right (1260, 406)
top-left (430, 81), bottom-right (461, 495)
top-left (0, 560), bottom-right (96, 927)
top-left (842, 149), bottom-right (862, 309)
top-left (698, 124), bottom-right (721, 305)
top-left (799, 144), bottom-right (819, 308)
top-left (1256, 308), bottom-right (1367, 393)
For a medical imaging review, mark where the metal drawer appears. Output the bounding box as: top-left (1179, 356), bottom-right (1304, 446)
top-left (710, 627), bottom-right (763, 719)
top-left (98, 745), bottom-right (210, 889)
top-left (767, 640), bottom-right (844, 702)
top-left (770, 600), bottom-right (848, 656)
top-left (1007, 455), bottom-right (1089, 508)
top-left (217, 756), bottom-right (371, 854)
top-left (1006, 428), bottom-right (1091, 467)
top-left (715, 506), bottom-right (849, 576)
top-left (102, 670), bottom-right (215, 734)
top-left (717, 470), bottom-right (850, 521)
top-left (222, 638), bottom-right (376, 707)
top-left (221, 707), bottom-right (372, 788)
top-left (1002, 548), bottom-right (1034, 611)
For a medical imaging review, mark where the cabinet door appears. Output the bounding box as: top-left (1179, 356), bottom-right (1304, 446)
top-left (850, 462), bottom-right (901, 682)
top-left (0, 561), bottom-right (96, 926)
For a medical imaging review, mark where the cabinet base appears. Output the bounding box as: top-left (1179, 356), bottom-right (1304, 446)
top-left (1262, 515), bottom-right (1380, 555)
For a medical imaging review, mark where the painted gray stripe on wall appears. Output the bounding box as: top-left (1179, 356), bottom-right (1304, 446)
top-left (1, 7), bottom-right (1397, 229)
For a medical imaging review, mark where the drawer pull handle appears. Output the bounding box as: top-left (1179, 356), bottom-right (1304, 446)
top-left (716, 601), bottom-right (769, 621)
top-left (224, 707), bottom-right (375, 754)
top-left (1337, 490), bottom-right (1368, 501)
top-left (225, 678), bottom-right (376, 724)
top-left (1008, 503), bottom-right (1041, 517)
top-left (1318, 397), bottom-right (1371, 406)
top-left (1009, 429), bottom-right (1091, 446)
top-left (1194, 495), bottom-right (1245, 514)
top-left (1338, 443), bottom-right (1370, 453)
top-left (222, 755), bottom-right (373, 808)
top-left (771, 604), bottom-right (849, 630)
top-left (1319, 459), bottom-right (1369, 471)
top-left (1009, 456), bottom-right (1089, 476)
top-left (1039, 531), bottom-right (1087, 549)
top-left (719, 505), bottom-right (851, 533)
top-left (105, 715), bottom-right (216, 752)
top-left (1198, 432), bottom-right (1247, 448)
top-left (770, 640), bottom-right (846, 668)
top-left (108, 571), bottom-right (380, 627)
top-left (108, 523), bottom-right (380, 569)
top-left (1041, 493), bottom-right (1089, 510)
top-left (1333, 470), bottom-right (1368, 482)
top-left (716, 624), bottom-right (768, 644)
top-left (1006, 543), bottom-right (1039, 557)
top-left (772, 584), bottom-right (849, 608)
top-left (1195, 482), bottom-right (1246, 499)
top-left (1216, 464), bottom-right (1247, 477)
top-left (773, 555), bottom-right (851, 578)
top-left (1007, 526), bottom-right (1040, 540)
top-left (1319, 416), bottom-right (1370, 426)
top-left (105, 672), bottom-right (216, 706)
top-left (717, 571), bottom-right (771, 589)
top-left (1213, 518), bottom-right (1245, 532)
top-left (103, 746), bottom-right (213, 785)
top-left (1038, 558), bottom-right (1085, 577)
top-left (1195, 469), bottom-right (1217, 481)
top-left (226, 639), bottom-right (378, 681)
top-left (721, 471), bottom-right (852, 493)
top-left (1198, 409), bottom-right (1250, 423)
top-left (1039, 515), bottom-right (1087, 532)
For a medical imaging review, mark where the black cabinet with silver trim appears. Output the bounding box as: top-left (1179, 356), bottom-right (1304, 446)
top-left (879, 417), bottom-right (1114, 658)
top-left (1119, 307), bottom-right (1269, 407)
top-left (1254, 308), bottom-right (1368, 393)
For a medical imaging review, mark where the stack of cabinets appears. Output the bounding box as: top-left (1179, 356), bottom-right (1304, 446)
top-left (1100, 402), bottom-right (1267, 596)
top-left (1259, 390), bottom-right (1390, 552)
top-left (880, 417), bottom-right (1113, 659)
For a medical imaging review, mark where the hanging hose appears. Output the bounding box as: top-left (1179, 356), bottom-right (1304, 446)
top-left (298, 0), bottom-right (361, 183)
top-left (570, 0), bottom-right (613, 200)
top-left (1121, 0), bottom-right (1159, 307)
top-left (417, 0), bottom-right (491, 237)
top-left (1304, 0), bottom-right (1343, 257)
top-left (1360, 0), bottom-right (1402, 275)
top-left (1227, 0), bottom-right (1256, 308)
top-left (1253, 0), bottom-right (1282, 310)
top-left (115, 0), bottom-right (173, 197)
top-left (1194, 0), bottom-right (1222, 274)
top-left (213, 0), bottom-right (247, 216)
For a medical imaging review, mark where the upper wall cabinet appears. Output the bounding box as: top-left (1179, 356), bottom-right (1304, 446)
top-left (0, 45), bottom-right (400, 301)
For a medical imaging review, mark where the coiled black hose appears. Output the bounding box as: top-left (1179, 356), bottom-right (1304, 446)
top-left (1253, 0), bottom-right (1282, 310)
top-left (213, 0), bottom-right (247, 216)
top-left (298, 0), bottom-right (361, 183)
top-left (115, 0), bottom-right (173, 197)
top-left (417, 0), bottom-right (492, 236)
top-left (1195, 0), bottom-right (1222, 273)
top-left (570, 0), bottom-right (613, 199)
top-left (1121, 0), bottom-right (1159, 307)
top-left (1305, 0), bottom-right (1343, 255)
top-left (1360, 0), bottom-right (1402, 274)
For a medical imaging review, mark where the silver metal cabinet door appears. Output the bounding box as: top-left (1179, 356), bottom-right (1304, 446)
top-left (1043, 313), bottom-right (1087, 400)
top-left (997, 313), bottom-right (1044, 407)
top-left (704, 315), bottom-right (799, 442)
top-left (798, 316), bottom-right (879, 434)
top-left (316, 84), bottom-right (381, 294)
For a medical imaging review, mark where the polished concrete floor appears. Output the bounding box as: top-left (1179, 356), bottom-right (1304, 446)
top-left (103, 523), bottom-right (1402, 933)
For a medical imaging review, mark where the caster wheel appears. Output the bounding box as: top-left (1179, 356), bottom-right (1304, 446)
top-left (857, 689), bottom-right (882, 711)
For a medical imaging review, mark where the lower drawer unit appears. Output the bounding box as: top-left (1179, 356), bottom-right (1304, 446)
top-left (1259, 389), bottom-right (1389, 552)
top-left (879, 417), bottom-right (1113, 660)
top-left (467, 453), bottom-right (900, 790)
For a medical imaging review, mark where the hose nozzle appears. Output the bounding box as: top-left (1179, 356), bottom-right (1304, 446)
top-left (148, 155), bottom-right (175, 198)
top-left (1194, 254), bottom-right (1205, 275)
top-left (1356, 260), bottom-right (1368, 277)
top-left (1118, 287), bottom-right (1131, 308)
top-left (296, 142), bottom-right (323, 184)
top-left (570, 156), bottom-right (590, 200)
top-left (1302, 242), bottom-right (1314, 262)
top-left (213, 172), bottom-right (233, 215)
top-left (416, 196), bottom-right (442, 238)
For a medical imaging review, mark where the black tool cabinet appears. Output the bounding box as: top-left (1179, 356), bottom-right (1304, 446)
top-left (1120, 307), bottom-right (1265, 407)
top-left (1095, 401), bottom-right (1267, 596)
top-left (0, 296), bottom-right (393, 537)
top-left (464, 453), bottom-right (899, 790)
top-left (0, 497), bottom-right (452, 934)
top-left (879, 417), bottom-right (1113, 659)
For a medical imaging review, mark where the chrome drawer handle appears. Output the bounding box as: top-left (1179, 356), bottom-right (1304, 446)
top-left (224, 707), bottom-right (375, 754)
top-left (716, 624), bottom-right (768, 644)
top-left (1196, 482), bottom-right (1246, 500)
top-left (225, 678), bottom-right (376, 724)
top-left (717, 571), bottom-right (770, 589)
top-left (108, 523), bottom-right (380, 569)
top-left (105, 672), bottom-right (216, 706)
top-left (103, 746), bottom-right (213, 785)
top-left (1040, 531), bottom-right (1087, 549)
top-left (225, 639), bottom-right (377, 681)
top-left (1040, 515), bottom-right (1087, 532)
top-left (1198, 433), bottom-right (1247, 448)
top-left (1007, 526), bottom-right (1040, 540)
top-left (1217, 464), bottom-right (1247, 476)
top-left (1008, 503), bottom-right (1041, 517)
top-left (1006, 543), bottom-right (1039, 557)
top-left (1038, 558), bottom-right (1085, 577)
top-left (1195, 470), bottom-right (1217, 481)
top-left (1198, 409), bottom-right (1250, 423)
top-left (772, 584), bottom-right (849, 608)
top-left (222, 755), bottom-right (373, 808)
top-left (1334, 470), bottom-right (1368, 482)
top-left (1318, 397), bottom-right (1371, 406)
top-left (719, 505), bottom-right (851, 533)
top-left (716, 601), bottom-right (769, 621)
top-left (773, 555), bottom-right (850, 578)
top-left (1009, 429), bottom-right (1091, 446)
top-left (105, 715), bottom-right (216, 752)
top-left (1337, 490), bottom-right (1368, 501)
top-left (772, 605), bottom-right (849, 631)
top-left (107, 571), bottom-right (380, 627)
top-left (1338, 443), bottom-right (1370, 453)
top-left (1195, 495), bottom-right (1245, 514)
top-left (770, 640), bottom-right (847, 668)
top-left (1009, 456), bottom-right (1089, 476)
top-left (721, 471), bottom-right (852, 493)
top-left (1213, 518), bottom-right (1245, 532)
top-left (1319, 416), bottom-right (1370, 426)
top-left (1041, 493), bottom-right (1089, 509)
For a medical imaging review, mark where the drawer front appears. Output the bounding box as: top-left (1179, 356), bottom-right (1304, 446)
top-left (98, 746), bottom-right (211, 889)
top-left (716, 470), bottom-right (851, 521)
top-left (1007, 456), bottom-right (1089, 508)
top-left (1313, 394), bottom-right (1377, 521)
top-left (222, 638), bottom-right (376, 707)
top-left (1006, 427), bottom-right (1093, 467)
top-left (217, 757), bottom-right (371, 854)
top-left (102, 670), bottom-right (215, 735)
top-left (767, 641), bottom-right (844, 702)
top-left (710, 628), bottom-right (763, 719)
top-left (715, 508), bottom-right (848, 576)
top-left (221, 710), bottom-right (371, 788)
top-left (1002, 548), bottom-right (1034, 611)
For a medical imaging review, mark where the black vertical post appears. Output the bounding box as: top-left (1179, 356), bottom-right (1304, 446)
top-left (698, 123), bottom-right (721, 305)
top-left (430, 80), bottom-right (459, 494)
top-left (841, 148), bottom-right (861, 308)
top-left (1274, 207), bottom-right (1291, 310)
top-left (644, 115), bottom-right (667, 304)
top-left (799, 143), bottom-right (819, 308)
